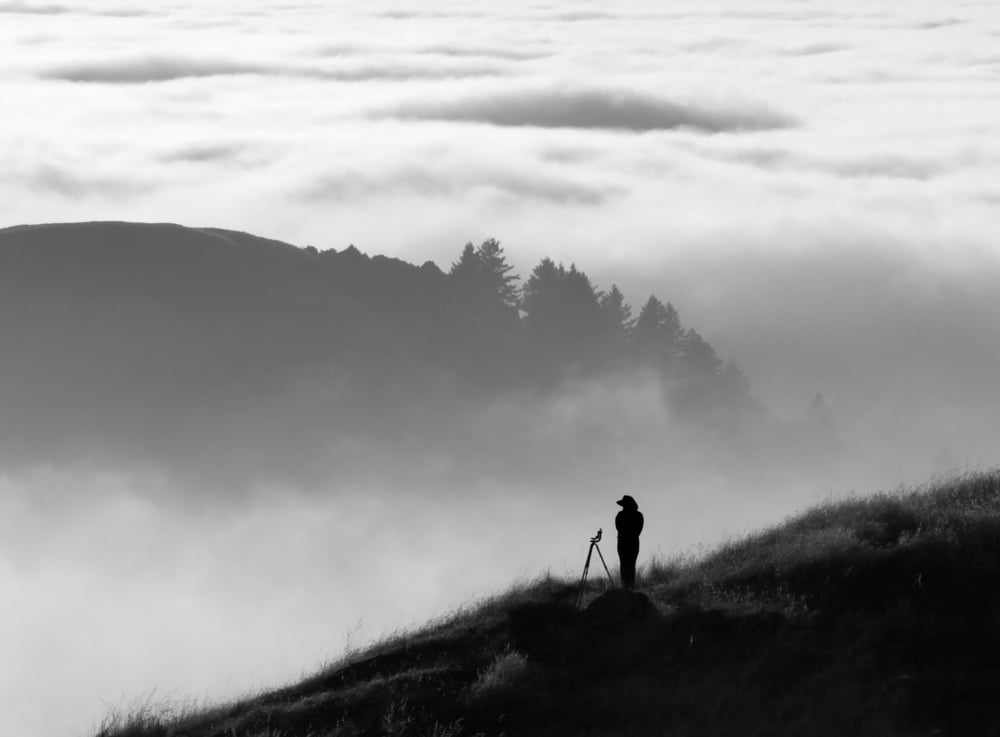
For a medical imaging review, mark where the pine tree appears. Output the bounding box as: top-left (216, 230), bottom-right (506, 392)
top-left (679, 328), bottom-right (722, 381)
top-left (717, 359), bottom-right (753, 405)
top-left (598, 284), bottom-right (634, 336)
top-left (450, 239), bottom-right (520, 314)
top-left (562, 264), bottom-right (601, 339)
top-left (450, 242), bottom-right (481, 282)
top-left (522, 257), bottom-right (564, 330)
top-left (632, 295), bottom-right (682, 366)
top-left (476, 238), bottom-right (520, 313)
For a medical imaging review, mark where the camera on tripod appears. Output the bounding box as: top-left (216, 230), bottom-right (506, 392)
top-left (575, 527), bottom-right (615, 609)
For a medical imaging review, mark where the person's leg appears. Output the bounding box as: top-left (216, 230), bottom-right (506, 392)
top-left (617, 543), bottom-right (626, 587)
top-left (619, 541), bottom-right (638, 589)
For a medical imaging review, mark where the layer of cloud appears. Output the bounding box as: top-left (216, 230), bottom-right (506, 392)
top-left (160, 142), bottom-right (248, 164)
top-left (780, 42), bottom-right (850, 56)
top-left (42, 54), bottom-right (507, 84)
top-left (911, 18), bottom-right (965, 30)
top-left (0, 1), bottom-right (66, 13)
top-left (4, 2), bottom-right (1000, 735)
top-left (419, 43), bottom-right (548, 60)
top-left (317, 60), bottom-right (506, 82)
top-left (376, 9), bottom-right (488, 20)
top-left (543, 10), bottom-right (617, 22)
top-left (677, 142), bottom-right (953, 181)
top-left (43, 55), bottom-right (277, 83)
top-left (378, 86), bottom-right (798, 132)
top-left (0, 1), bottom-right (148, 15)
top-left (303, 159), bottom-right (619, 205)
top-left (14, 162), bottom-right (154, 198)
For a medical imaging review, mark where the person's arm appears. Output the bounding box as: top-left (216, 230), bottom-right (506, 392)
top-left (637, 512), bottom-right (644, 536)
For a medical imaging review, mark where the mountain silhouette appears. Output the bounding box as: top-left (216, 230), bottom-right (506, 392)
top-left (0, 222), bottom-right (469, 471)
top-left (0, 221), bottom-right (832, 484)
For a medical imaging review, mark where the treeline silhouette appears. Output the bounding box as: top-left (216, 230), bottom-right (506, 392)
top-left (0, 222), bottom-right (764, 473)
top-left (445, 237), bottom-right (755, 413)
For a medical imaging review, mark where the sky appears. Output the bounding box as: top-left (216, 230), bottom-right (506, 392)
top-left (2, 1), bottom-right (1000, 735)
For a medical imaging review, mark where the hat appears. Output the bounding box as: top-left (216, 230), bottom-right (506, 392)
top-left (616, 494), bottom-right (638, 509)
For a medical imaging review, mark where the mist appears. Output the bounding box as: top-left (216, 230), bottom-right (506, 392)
top-left (3, 1), bottom-right (1000, 736)
top-left (5, 356), bottom-right (988, 736)
top-left (2, 224), bottom-right (997, 737)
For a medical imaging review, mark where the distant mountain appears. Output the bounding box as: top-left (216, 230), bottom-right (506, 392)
top-left (0, 221), bottom-right (455, 394)
top-left (0, 221), bottom-right (823, 480)
top-left (0, 222), bottom-right (465, 468)
top-left (93, 469), bottom-right (1000, 736)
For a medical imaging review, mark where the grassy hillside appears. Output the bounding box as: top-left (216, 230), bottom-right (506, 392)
top-left (96, 471), bottom-right (1000, 737)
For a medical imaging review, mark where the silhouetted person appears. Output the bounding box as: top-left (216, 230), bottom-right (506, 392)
top-left (615, 495), bottom-right (644, 589)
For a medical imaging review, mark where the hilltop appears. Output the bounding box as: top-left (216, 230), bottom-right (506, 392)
top-left (0, 221), bottom-right (752, 404)
top-left (97, 470), bottom-right (1000, 737)
top-left (0, 221), bottom-right (831, 486)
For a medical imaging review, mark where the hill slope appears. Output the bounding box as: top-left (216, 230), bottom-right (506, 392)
top-left (0, 221), bottom-right (808, 488)
top-left (0, 221), bottom-right (454, 471)
top-left (97, 470), bottom-right (1000, 737)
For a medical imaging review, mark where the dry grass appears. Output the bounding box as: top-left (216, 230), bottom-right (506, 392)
top-left (641, 470), bottom-right (1000, 616)
top-left (93, 469), bottom-right (1000, 737)
top-left (469, 648), bottom-right (529, 698)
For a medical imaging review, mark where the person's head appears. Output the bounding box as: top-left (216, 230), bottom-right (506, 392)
top-left (616, 494), bottom-right (638, 511)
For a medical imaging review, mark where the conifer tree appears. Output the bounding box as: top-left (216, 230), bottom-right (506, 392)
top-left (599, 284), bottom-right (634, 335)
top-left (522, 257), bottom-right (564, 330)
top-left (562, 264), bottom-right (602, 338)
top-left (450, 239), bottom-right (520, 314)
top-left (476, 238), bottom-right (520, 312)
top-left (450, 242), bottom-right (481, 282)
top-left (522, 260), bottom-right (603, 338)
top-left (717, 359), bottom-right (753, 403)
top-left (632, 295), bottom-right (682, 366)
top-left (679, 328), bottom-right (722, 381)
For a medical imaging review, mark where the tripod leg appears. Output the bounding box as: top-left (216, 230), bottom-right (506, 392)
top-left (575, 544), bottom-right (595, 609)
top-left (594, 544), bottom-right (616, 587)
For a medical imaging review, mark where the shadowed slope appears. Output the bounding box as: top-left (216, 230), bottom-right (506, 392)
top-left (0, 221), bottom-right (460, 477)
top-left (95, 470), bottom-right (1000, 737)
top-left (0, 220), bottom-right (784, 488)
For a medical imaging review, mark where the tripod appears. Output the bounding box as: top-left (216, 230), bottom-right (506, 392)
top-left (575, 528), bottom-right (616, 609)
